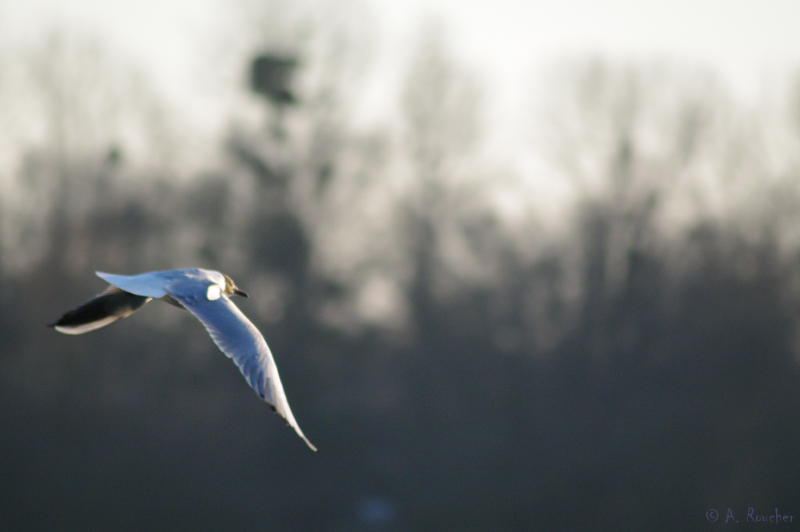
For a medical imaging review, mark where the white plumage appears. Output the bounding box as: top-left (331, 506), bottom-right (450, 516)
top-left (49, 268), bottom-right (317, 452)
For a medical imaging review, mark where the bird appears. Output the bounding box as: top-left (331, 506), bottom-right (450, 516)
top-left (48, 268), bottom-right (317, 452)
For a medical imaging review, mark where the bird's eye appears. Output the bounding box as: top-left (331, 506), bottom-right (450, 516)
top-left (206, 284), bottom-right (222, 301)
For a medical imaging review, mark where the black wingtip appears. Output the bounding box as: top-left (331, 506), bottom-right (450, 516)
top-left (48, 290), bottom-right (150, 334)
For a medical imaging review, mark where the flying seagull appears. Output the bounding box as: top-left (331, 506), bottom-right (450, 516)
top-left (49, 268), bottom-right (317, 452)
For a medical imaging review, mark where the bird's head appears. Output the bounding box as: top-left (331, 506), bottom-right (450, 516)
top-left (223, 274), bottom-right (249, 298)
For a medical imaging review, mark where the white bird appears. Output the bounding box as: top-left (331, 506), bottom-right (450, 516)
top-left (49, 268), bottom-right (317, 451)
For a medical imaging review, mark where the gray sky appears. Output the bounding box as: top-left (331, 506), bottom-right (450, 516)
top-left (2, 0), bottom-right (798, 174)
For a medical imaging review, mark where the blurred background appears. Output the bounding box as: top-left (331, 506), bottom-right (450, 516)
top-left (1, 0), bottom-right (799, 530)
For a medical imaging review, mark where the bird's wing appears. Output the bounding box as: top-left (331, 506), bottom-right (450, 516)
top-left (169, 290), bottom-right (317, 451)
top-left (96, 271), bottom-right (171, 298)
top-left (49, 285), bottom-right (152, 335)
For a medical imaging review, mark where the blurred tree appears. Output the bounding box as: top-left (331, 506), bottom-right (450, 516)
top-left (398, 20), bottom-right (490, 338)
top-left (0, 28), bottom-right (200, 407)
top-left (251, 53), bottom-right (299, 107)
top-left (216, 0), bottom-right (380, 333)
top-left (534, 59), bottom-right (742, 363)
top-left (0, 28), bottom-right (185, 275)
top-left (3, 8), bottom-right (800, 530)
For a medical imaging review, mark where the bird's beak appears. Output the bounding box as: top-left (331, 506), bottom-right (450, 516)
top-left (234, 288), bottom-right (249, 298)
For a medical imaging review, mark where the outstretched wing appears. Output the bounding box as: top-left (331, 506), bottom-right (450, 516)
top-left (49, 285), bottom-right (151, 335)
top-left (96, 271), bottom-right (171, 298)
top-left (170, 291), bottom-right (317, 451)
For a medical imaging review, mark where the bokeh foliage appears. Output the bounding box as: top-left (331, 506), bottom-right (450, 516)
top-left (1, 5), bottom-right (799, 531)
